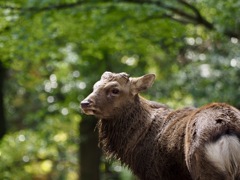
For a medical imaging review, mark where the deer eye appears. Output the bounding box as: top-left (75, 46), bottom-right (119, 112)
top-left (111, 88), bottom-right (120, 95)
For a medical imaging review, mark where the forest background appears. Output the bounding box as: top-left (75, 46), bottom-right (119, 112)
top-left (0, 0), bottom-right (240, 179)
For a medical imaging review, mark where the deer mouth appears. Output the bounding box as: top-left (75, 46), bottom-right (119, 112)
top-left (80, 101), bottom-right (103, 117)
top-left (81, 107), bottom-right (101, 116)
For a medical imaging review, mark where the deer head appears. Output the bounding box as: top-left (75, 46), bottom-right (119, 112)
top-left (81, 71), bottom-right (155, 119)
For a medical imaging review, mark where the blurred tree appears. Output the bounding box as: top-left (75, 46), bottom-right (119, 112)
top-left (80, 116), bottom-right (101, 180)
top-left (0, 61), bottom-right (6, 139)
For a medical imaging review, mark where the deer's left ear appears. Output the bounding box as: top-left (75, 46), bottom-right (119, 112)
top-left (101, 71), bottom-right (113, 80)
top-left (130, 74), bottom-right (155, 95)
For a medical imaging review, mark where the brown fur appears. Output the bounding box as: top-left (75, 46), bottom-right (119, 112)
top-left (81, 72), bottom-right (240, 180)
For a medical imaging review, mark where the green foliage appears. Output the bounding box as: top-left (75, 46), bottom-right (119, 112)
top-left (179, 37), bottom-right (240, 107)
top-left (0, 129), bottom-right (78, 179)
top-left (200, 0), bottom-right (240, 34)
top-left (0, 0), bottom-right (240, 179)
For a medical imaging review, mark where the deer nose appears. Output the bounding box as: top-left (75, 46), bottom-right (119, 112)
top-left (81, 100), bottom-right (92, 108)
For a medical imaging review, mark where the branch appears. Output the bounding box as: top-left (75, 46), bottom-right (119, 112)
top-left (141, 14), bottom-right (196, 25)
top-left (177, 0), bottom-right (214, 30)
top-left (125, 0), bottom-right (239, 38)
top-left (0, 0), bottom-right (239, 38)
top-left (126, 0), bottom-right (213, 29)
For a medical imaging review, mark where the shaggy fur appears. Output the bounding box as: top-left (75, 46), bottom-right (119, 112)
top-left (185, 103), bottom-right (240, 180)
top-left (81, 72), bottom-right (240, 180)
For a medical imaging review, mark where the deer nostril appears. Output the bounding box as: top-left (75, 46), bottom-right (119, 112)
top-left (81, 100), bottom-right (91, 108)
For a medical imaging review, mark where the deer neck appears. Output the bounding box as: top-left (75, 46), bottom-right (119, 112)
top-left (97, 96), bottom-right (170, 164)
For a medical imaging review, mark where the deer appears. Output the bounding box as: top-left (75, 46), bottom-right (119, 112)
top-left (80, 71), bottom-right (240, 180)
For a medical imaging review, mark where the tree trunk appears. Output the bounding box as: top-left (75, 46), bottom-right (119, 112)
top-left (79, 115), bottom-right (101, 180)
top-left (0, 62), bottom-right (6, 139)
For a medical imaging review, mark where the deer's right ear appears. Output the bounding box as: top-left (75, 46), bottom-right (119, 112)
top-left (130, 74), bottom-right (155, 95)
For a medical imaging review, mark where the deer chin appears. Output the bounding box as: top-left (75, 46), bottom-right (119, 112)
top-left (82, 109), bottom-right (95, 115)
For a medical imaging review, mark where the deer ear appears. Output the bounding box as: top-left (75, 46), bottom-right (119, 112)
top-left (130, 74), bottom-right (155, 95)
top-left (101, 71), bottom-right (113, 80)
